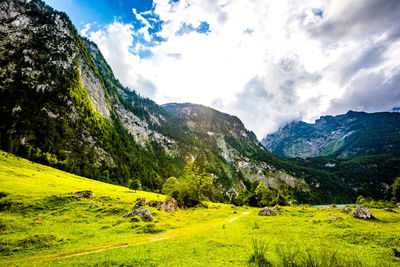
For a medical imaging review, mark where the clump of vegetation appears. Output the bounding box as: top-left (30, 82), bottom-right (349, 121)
top-left (1, 234), bottom-right (60, 256)
top-left (162, 161), bottom-right (213, 208)
top-left (356, 195), bottom-right (394, 209)
top-left (248, 238), bottom-right (271, 267)
top-left (275, 246), bottom-right (363, 267)
top-left (136, 224), bottom-right (165, 234)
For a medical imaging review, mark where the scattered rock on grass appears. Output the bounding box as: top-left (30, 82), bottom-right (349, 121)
top-left (352, 205), bottom-right (374, 219)
top-left (157, 198), bottom-right (178, 212)
top-left (258, 207), bottom-right (276, 216)
top-left (231, 205), bottom-right (236, 208)
top-left (74, 191), bottom-right (92, 199)
top-left (124, 208), bottom-right (153, 221)
top-left (329, 215), bottom-right (338, 220)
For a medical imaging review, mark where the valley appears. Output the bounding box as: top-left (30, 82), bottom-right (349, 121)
top-left (1, 1), bottom-right (400, 266)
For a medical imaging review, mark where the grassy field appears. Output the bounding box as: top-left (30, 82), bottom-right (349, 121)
top-left (1, 151), bottom-right (400, 266)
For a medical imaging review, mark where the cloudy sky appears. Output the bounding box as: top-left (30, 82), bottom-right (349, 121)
top-left (45, 0), bottom-right (400, 138)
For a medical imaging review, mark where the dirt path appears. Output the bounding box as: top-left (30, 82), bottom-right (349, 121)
top-left (29, 211), bottom-right (251, 265)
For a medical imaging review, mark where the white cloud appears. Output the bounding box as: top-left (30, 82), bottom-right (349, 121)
top-left (86, 0), bottom-right (400, 139)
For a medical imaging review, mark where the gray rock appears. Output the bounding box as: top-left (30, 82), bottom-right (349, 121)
top-left (146, 200), bottom-right (161, 207)
top-left (352, 205), bottom-right (374, 219)
top-left (231, 205), bottom-right (236, 208)
top-left (342, 207), bottom-right (352, 213)
top-left (258, 207), bottom-right (276, 216)
top-left (124, 208), bottom-right (153, 221)
top-left (135, 198), bottom-right (146, 207)
top-left (74, 191), bottom-right (92, 199)
top-left (157, 198), bottom-right (178, 212)
top-left (330, 215), bottom-right (338, 220)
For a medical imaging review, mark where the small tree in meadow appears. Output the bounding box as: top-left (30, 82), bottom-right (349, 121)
top-left (162, 161), bottom-right (214, 207)
top-left (130, 179), bottom-right (141, 192)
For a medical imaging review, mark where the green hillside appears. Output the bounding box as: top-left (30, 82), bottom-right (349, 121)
top-left (1, 151), bottom-right (400, 266)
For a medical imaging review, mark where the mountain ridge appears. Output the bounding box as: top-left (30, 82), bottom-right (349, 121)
top-left (262, 110), bottom-right (400, 158)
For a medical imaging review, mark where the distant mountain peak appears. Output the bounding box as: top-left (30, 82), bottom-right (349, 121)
top-left (261, 111), bottom-right (400, 158)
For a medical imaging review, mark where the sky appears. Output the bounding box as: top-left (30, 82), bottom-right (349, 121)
top-left (45, 0), bottom-right (400, 139)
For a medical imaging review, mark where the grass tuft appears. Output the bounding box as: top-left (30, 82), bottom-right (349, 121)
top-left (248, 238), bottom-right (272, 266)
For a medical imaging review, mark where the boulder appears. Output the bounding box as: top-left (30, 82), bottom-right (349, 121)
top-left (146, 200), bottom-right (161, 207)
top-left (135, 198), bottom-right (146, 207)
top-left (124, 208), bottom-right (153, 221)
top-left (231, 205), bottom-right (236, 208)
top-left (329, 215), bottom-right (338, 220)
top-left (157, 198), bottom-right (178, 212)
top-left (74, 191), bottom-right (92, 199)
top-left (352, 205), bottom-right (374, 219)
top-left (258, 207), bottom-right (276, 216)
top-left (342, 207), bottom-right (352, 213)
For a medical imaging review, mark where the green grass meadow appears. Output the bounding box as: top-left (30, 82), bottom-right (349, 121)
top-left (1, 151), bottom-right (400, 266)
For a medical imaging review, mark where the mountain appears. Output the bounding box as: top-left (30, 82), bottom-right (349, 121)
top-left (0, 0), bottom-right (180, 191)
top-left (261, 110), bottom-right (400, 158)
top-left (261, 111), bottom-right (400, 200)
top-left (2, 0), bottom-right (330, 202)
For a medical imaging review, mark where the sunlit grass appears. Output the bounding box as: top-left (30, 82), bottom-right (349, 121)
top-left (0, 151), bottom-right (400, 266)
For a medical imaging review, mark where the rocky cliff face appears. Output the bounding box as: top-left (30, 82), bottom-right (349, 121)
top-left (0, 0), bottom-right (114, 166)
top-left (162, 103), bottom-right (309, 193)
top-left (262, 111), bottom-right (400, 158)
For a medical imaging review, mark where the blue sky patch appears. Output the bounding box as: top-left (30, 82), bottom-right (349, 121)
top-left (312, 8), bottom-right (324, 18)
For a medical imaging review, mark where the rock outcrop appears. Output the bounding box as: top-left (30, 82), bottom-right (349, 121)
top-left (157, 198), bottom-right (178, 212)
